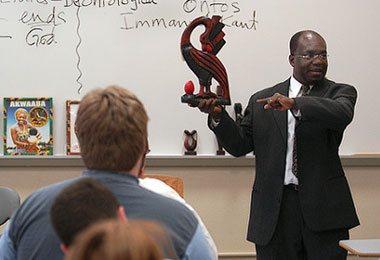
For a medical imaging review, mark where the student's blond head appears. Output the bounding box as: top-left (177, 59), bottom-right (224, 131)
top-left (66, 220), bottom-right (167, 260)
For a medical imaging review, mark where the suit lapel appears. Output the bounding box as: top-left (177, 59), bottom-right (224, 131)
top-left (271, 79), bottom-right (290, 145)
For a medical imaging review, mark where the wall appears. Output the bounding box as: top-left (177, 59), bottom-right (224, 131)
top-left (1, 157), bottom-right (380, 259)
top-left (1, 1), bottom-right (380, 155)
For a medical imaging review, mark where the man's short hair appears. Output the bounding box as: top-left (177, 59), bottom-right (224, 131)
top-left (75, 85), bottom-right (148, 172)
top-left (289, 30), bottom-right (324, 55)
top-left (50, 178), bottom-right (120, 246)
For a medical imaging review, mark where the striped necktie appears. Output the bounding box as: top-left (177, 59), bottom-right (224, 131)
top-left (292, 85), bottom-right (310, 176)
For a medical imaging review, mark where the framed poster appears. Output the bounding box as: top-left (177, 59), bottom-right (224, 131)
top-left (66, 100), bottom-right (80, 155)
top-left (3, 97), bottom-right (53, 155)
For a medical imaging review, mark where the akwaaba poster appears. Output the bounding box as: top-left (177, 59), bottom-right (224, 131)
top-left (3, 97), bottom-right (53, 155)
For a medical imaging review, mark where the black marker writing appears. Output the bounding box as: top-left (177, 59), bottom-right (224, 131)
top-left (20, 7), bottom-right (66, 47)
top-left (20, 7), bottom-right (66, 27)
top-left (120, 11), bottom-right (257, 31)
top-left (222, 10), bottom-right (257, 30)
top-left (26, 27), bottom-right (55, 46)
top-left (64, 0), bottom-right (157, 11)
top-left (0, 0), bottom-right (49, 4)
top-left (75, 6), bottom-right (83, 94)
top-left (183, 0), bottom-right (240, 14)
top-left (120, 13), bottom-right (189, 30)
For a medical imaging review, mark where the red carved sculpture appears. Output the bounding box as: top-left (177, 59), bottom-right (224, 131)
top-left (181, 15), bottom-right (231, 106)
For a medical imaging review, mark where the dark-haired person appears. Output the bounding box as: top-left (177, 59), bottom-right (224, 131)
top-left (50, 178), bottom-right (127, 254)
top-left (197, 30), bottom-right (359, 259)
top-left (0, 85), bottom-right (213, 260)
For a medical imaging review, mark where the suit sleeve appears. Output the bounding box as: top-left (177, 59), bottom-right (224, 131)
top-left (208, 96), bottom-right (255, 157)
top-left (294, 84), bottom-right (357, 131)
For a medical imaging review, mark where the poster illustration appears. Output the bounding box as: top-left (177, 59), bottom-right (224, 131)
top-left (66, 100), bottom-right (80, 155)
top-left (3, 97), bottom-right (53, 155)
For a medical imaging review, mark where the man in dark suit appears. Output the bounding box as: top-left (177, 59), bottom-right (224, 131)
top-left (198, 30), bottom-right (359, 259)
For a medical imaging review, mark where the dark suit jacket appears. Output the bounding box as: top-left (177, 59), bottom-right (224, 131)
top-left (211, 78), bottom-right (360, 246)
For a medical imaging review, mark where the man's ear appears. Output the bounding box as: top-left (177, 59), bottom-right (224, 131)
top-left (289, 54), bottom-right (295, 67)
top-left (137, 155), bottom-right (145, 178)
top-left (139, 163), bottom-right (145, 178)
top-left (117, 206), bottom-right (128, 223)
top-left (60, 243), bottom-right (69, 255)
top-left (129, 151), bottom-right (146, 178)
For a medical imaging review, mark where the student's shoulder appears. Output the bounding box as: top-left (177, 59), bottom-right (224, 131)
top-left (139, 177), bottom-right (184, 203)
top-left (134, 183), bottom-right (198, 228)
top-left (141, 183), bottom-right (191, 212)
top-left (8, 178), bottom-right (81, 244)
top-left (12, 178), bottom-right (81, 220)
top-left (26, 178), bottom-right (80, 203)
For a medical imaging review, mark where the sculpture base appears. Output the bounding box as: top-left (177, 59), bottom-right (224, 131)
top-left (185, 151), bottom-right (197, 155)
top-left (216, 150), bottom-right (225, 155)
top-left (181, 94), bottom-right (231, 106)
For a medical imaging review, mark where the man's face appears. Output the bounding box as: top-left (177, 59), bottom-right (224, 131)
top-left (289, 32), bottom-right (328, 85)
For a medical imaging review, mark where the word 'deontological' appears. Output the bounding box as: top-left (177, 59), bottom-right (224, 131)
top-left (63, 0), bottom-right (157, 10)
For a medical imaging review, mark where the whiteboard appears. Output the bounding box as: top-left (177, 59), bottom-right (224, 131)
top-left (0, 0), bottom-right (379, 155)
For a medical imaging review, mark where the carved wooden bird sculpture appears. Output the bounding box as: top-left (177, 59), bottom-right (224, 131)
top-left (181, 15), bottom-right (231, 106)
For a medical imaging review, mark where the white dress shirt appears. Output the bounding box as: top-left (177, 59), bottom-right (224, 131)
top-left (139, 178), bottom-right (218, 260)
top-left (284, 76), bottom-right (312, 185)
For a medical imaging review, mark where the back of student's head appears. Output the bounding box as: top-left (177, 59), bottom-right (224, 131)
top-left (50, 178), bottom-right (120, 247)
top-left (65, 220), bottom-right (168, 260)
top-left (75, 85), bottom-right (148, 172)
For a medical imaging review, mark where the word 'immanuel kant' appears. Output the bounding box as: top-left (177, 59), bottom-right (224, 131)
top-left (9, 101), bottom-right (47, 107)
top-left (120, 11), bottom-right (258, 31)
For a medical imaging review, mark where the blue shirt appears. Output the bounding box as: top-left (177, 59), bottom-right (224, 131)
top-left (0, 170), bottom-right (213, 260)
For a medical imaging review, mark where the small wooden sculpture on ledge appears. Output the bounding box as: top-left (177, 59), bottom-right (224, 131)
top-left (216, 138), bottom-right (225, 155)
top-left (215, 85), bottom-right (225, 155)
top-left (234, 103), bottom-right (243, 126)
top-left (184, 130), bottom-right (197, 155)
